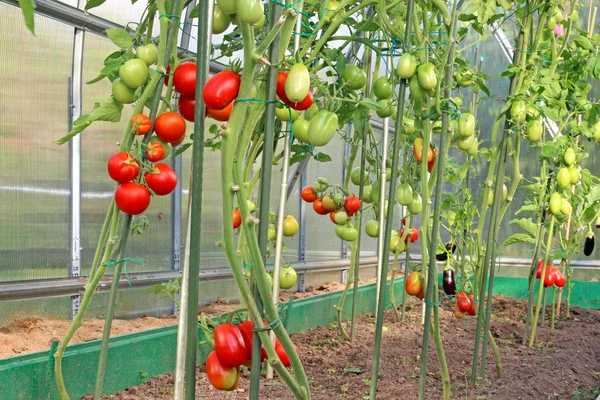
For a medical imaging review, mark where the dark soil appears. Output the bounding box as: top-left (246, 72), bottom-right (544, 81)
top-left (88, 296), bottom-right (600, 400)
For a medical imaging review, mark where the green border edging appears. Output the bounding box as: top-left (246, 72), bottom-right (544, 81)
top-left (1, 276), bottom-right (598, 399)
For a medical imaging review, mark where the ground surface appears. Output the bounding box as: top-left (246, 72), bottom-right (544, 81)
top-left (87, 296), bottom-right (600, 400)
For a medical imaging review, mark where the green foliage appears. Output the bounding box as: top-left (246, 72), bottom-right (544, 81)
top-left (18, 0), bottom-right (36, 34)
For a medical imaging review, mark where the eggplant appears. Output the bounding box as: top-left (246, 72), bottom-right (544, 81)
top-left (436, 241), bottom-right (457, 261)
top-left (443, 269), bottom-right (456, 296)
top-left (583, 235), bottom-right (595, 256)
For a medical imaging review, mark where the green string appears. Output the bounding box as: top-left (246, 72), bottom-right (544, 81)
top-left (103, 258), bottom-right (145, 287)
top-left (159, 14), bottom-right (180, 19)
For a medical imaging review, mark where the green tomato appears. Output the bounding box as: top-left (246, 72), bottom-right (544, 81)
top-left (308, 110), bottom-right (338, 146)
top-left (550, 7), bottom-right (563, 23)
top-left (467, 138), bottom-right (479, 156)
top-left (350, 167), bottom-right (367, 186)
top-left (594, 120), bottom-right (600, 142)
top-left (365, 220), bottom-right (379, 238)
top-left (333, 194), bottom-right (344, 205)
top-left (236, 0), bottom-right (264, 24)
top-left (527, 119), bottom-right (543, 142)
top-left (247, 200), bottom-right (256, 213)
top-left (373, 76), bottom-right (394, 99)
top-left (447, 210), bottom-right (456, 227)
top-left (563, 148), bottom-right (576, 166)
top-left (547, 16), bottom-right (557, 31)
top-left (119, 59), bottom-right (148, 89)
top-left (112, 78), bottom-right (136, 104)
top-left (397, 53), bottom-right (418, 79)
top-left (376, 100), bottom-right (394, 118)
top-left (293, 118), bottom-right (310, 142)
top-left (557, 167), bottom-right (571, 189)
top-left (396, 183), bottom-right (413, 206)
top-left (321, 0), bottom-right (343, 24)
top-left (386, 167), bottom-right (392, 182)
top-left (568, 165), bottom-right (580, 184)
top-left (362, 185), bottom-right (373, 203)
top-left (217, 0), bottom-right (237, 14)
top-left (417, 63), bottom-right (437, 90)
top-left (268, 210), bottom-right (276, 223)
top-left (503, 184), bottom-right (508, 199)
top-left (267, 225), bottom-right (277, 240)
top-left (212, 5), bottom-right (231, 34)
top-left (549, 192), bottom-right (562, 215)
top-left (391, 229), bottom-right (399, 237)
top-left (136, 44), bottom-right (159, 66)
top-left (526, 105), bottom-right (540, 119)
top-left (334, 211), bottom-right (349, 225)
top-left (453, 97), bottom-right (463, 108)
top-left (402, 118), bottom-right (416, 135)
top-left (487, 190), bottom-right (494, 206)
top-left (457, 134), bottom-right (475, 151)
top-left (560, 198), bottom-right (572, 216)
top-left (285, 63), bottom-right (310, 102)
top-left (458, 113), bottom-right (475, 137)
top-left (304, 104), bottom-right (319, 120)
top-left (511, 100), bottom-right (527, 122)
top-left (279, 267), bottom-right (297, 290)
top-left (342, 65), bottom-right (367, 90)
top-left (455, 71), bottom-right (474, 87)
top-left (432, 120), bottom-right (442, 134)
top-left (252, 14), bottom-right (266, 32)
top-left (407, 194), bottom-right (422, 215)
top-left (409, 75), bottom-right (426, 99)
top-left (340, 226), bottom-right (358, 241)
top-left (314, 177), bottom-right (329, 192)
top-left (276, 106), bottom-right (301, 122)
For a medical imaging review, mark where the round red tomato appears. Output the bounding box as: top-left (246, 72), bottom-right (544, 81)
top-left (456, 292), bottom-right (470, 312)
top-left (203, 70), bottom-right (241, 110)
top-left (144, 163), bottom-right (177, 196)
top-left (173, 62), bottom-right (197, 97)
top-left (313, 199), bottom-right (329, 215)
top-left (131, 113), bottom-right (151, 135)
top-left (344, 195), bottom-right (361, 214)
top-left (146, 142), bottom-right (166, 162)
top-left (274, 340), bottom-right (297, 368)
top-left (207, 101), bottom-right (233, 121)
top-left (205, 351), bottom-right (240, 391)
top-left (107, 152), bottom-right (139, 183)
top-left (214, 323), bottom-right (247, 368)
top-left (115, 182), bottom-right (151, 215)
top-left (154, 112), bottom-right (186, 143)
top-left (301, 186), bottom-right (317, 203)
top-left (178, 95), bottom-right (195, 122)
top-left (233, 209), bottom-right (242, 228)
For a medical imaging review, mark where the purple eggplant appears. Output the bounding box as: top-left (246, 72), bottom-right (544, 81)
top-left (436, 241), bottom-right (457, 261)
top-left (443, 269), bottom-right (456, 296)
top-left (584, 235), bottom-right (595, 256)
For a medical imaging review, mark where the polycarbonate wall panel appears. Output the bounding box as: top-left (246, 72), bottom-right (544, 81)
top-left (87, 0), bottom-right (149, 27)
top-left (80, 34), bottom-right (172, 274)
top-left (0, 296), bottom-right (71, 327)
top-left (0, 6), bottom-right (73, 282)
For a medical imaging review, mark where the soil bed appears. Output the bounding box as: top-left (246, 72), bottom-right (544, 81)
top-left (89, 295), bottom-right (600, 400)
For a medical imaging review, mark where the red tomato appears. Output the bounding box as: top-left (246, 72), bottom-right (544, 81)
top-left (405, 271), bottom-right (422, 296)
top-left (237, 321), bottom-right (268, 363)
top-left (555, 271), bottom-right (566, 288)
top-left (544, 266), bottom-right (556, 287)
top-left (414, 138), bottom-right (433, 163)
top-left (274, 340), bottom-right (297, 368)
top-left (178, 95), bottom-right (195, 122)
top-left (290, 91), bottom-right (314, 111)
top-left (173, 62), bottom-right (197, 97)
top-left (536, 260), bottom-right (544, 279)
top-left (313, 199), bottom-right (329, 215)
top-left (344, 195), bottom-right (361, 214)
top-left (415, 288), bottom-right (424, 300)
top-left (214, 323), bottom-right (247, 368)
top-left (233, 209), bottom-right (242, 228)
top-left (107, 152), bottom-right (139, 183)
top-left (115, 182), bottom-right (151, 215)
top-left (164, 65), bottom-right (171, 86)
top-left (276, 72), bottom-right (291, 104)
top-left (131, 113), bottom-right (152, 135)
top-left (207, 101), bottom-right (234, 121)
top-left (146, 142), bottom-right (165, 162)
top-left (456, 292), bottom-right (470, 312)
top-left (154, 112), bottom-right (187, 143)
top-left (203, 70), bottom-right (241, 110)
top-left (428, 148), bottom-right (438, 173)
top-left (400, 227), bottom-right (419, 243)
top-left (171, 134), bottom-right (186, 147)
top-left (301, 186), bottom-right (317, 203)
top-left (205, 351), bottom-right (240, 391)
top-left (467, 294), bottom-right (476, 316)
top-left (144, 163), bottom-right (177, 196)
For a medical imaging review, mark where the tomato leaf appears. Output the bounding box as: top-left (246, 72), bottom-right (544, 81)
top-left (516, 203), bottom-right (539, 215)
top-left (18, 0), bottom-right (36, 34)
top-left (540, 141), bottom-right (560, 158)
top-left (54, 99), bottom-right (123, 145)
top-left (85, 0), bottom-right (106, 10)
top-left (314, 153), bottom-right (332, 162)
top-left (509, 218), bottom-right (537, 236)
top-left (172, 143), bottom-right (192, 158)
top-left (588, 56), bottom-right (600, 80)
top-left (105, 28), bottom-right (134, 49)
top-left (503, 234), bottom-right (536, 247)
top-left (189, 4), bottom-right (199, 18)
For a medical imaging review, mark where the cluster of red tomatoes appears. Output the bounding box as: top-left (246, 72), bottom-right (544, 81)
top-left (206, 321), bottom-right (298, 391)
top-left (300, 178), bottom-right (362, 241)
top-left (108, 112), bottom-right (186, 215)
top-left (169, 62), bottom-right (241, 122)
top-left (455, 292), bottom-right (477, 318)
top-left (535, 260), bottom-right (566, 288)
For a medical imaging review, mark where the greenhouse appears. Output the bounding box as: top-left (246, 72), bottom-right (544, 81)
top-left (0, 0), bottom-right (599, 398)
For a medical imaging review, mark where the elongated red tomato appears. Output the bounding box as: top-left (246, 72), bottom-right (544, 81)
top-left (214, 323), bottom-right (247, 367)
top-left (405, 271), bottom-right (422, 296)
top-left (536, 260), bottom-right (544, 279)
top-left (467, 294), bottom-right (476, 316)
top-left (205, 351), bottom-right (240, 391)
top-left (108, 152), bottom-right (139, 183)
top-left (178, 95), bottom-right (195, 122)
top-left (274, 340), bottom-right (297, 368)
top-left (233, 209), bottom-right (242, 228)
top-left (277, 72), bottom-right (291, 104)
top-left (554, 271), bottom-right (566, 288)
top-left (456, 292), bottom-right (470, 312)
top-left (203, 70), bottom-right (241, 110)
top-left (173, 62), bottom-right (197, 97)
top-left (144, 163), bottom-right (177, 196)
top-left (207, 101), bottom-right (234, 121)
top-left (115, 183), bottom-right (151, 215)
top-left (131, 113), bottom-right (152, 135)
top-left (237, 320), bottom-right (268, 362)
